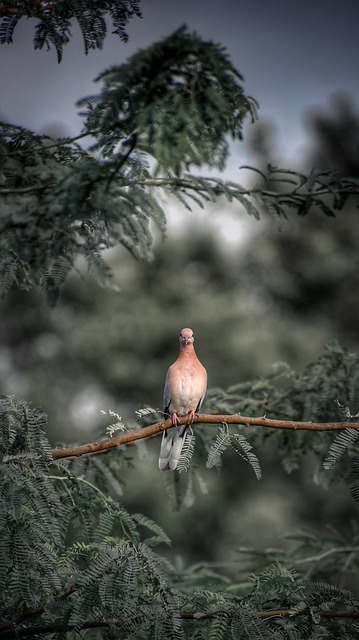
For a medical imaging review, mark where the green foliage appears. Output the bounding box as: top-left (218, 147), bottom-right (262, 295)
top-left (205, 426), bottom-right (261, 479)
top-left (230, 433), bottom-right (262, 480)
top-left (0, 28), bottom-right (257, 303)
top-left (206, 425), bottom-right (232, 469)
top-left (244, 563), bottom-right (359, 639)
top-left (0, 395), bottom-right (179, 636)
top-left (0, 0), bottom-right (142, 62)
top-left (236, 522), bottom-right (359, 585)
top-left (2, 30), bottom-right (358, 304)
top-left (143, 342), bottom-right (359, 519)
top-left (0, 395), bottom-right (51, 462)
top-left (177, 433), bottom-right (196, 473)
top-left (1, 357), bottom-right (359, 637)
top-left (206, 341), bottom-right (359, 464)
top-left (242, 106), bottom-right (359, 354)
top-left (2, 16), bottom-right (359, 640)
top-left (0, 122), bottom-right (165, 305)
top-left (324, 429), bottom-right (359, 470)
top-left (242, 163), bottom-right (359, 218)
top-left (79, 26), bottom-right (258, 174)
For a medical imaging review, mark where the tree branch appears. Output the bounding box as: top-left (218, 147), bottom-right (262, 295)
top-left (50, 414), bottom-right (359, 461)
top-left (136, 176), bottom-right (359, 200)
top-left (0, 2), bottom-right (55, 16)
top-left (1, 608), bottom-right (358, 638)
top-left (257, 609), bottom-right (359, 620)
top-left (293, 545), bottom-right (359, 566)
top-left (1, 174), bottom-right (359, 200)
top-left (0, 585), bottom-right (76, 634)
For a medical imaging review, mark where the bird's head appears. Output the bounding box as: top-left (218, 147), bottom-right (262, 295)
top-left (179, 327), bottom-right (194, 346)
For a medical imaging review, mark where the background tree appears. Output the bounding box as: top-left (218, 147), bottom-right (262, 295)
top-left (242, 94), bottom-right (359, 351)
top-left (1, 10), bottom-right (359, 639)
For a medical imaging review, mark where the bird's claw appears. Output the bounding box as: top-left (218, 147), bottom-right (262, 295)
top-left (171, 411), bottom-right (199, 426)
top-left (187, 410), bottom-right (199, 425)
top-left (171, 412), bottom-right (180, 426)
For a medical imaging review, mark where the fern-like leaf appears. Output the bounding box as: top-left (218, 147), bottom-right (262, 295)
top-left (206, 426), bottom-right (231, 469)
top-left (132, 513), bottom-right (171, 547)
top-left (323, 428), bottom-right (359, 470)
top-left (177, 433), bottom-right (196, 473)
top-left (230, 433), bottom-right (262, 480)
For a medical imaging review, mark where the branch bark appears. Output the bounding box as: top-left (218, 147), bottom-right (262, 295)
top-left (50, 413), bottom-right (359, 461)
top-left (1, 608), bottom-right (358, 638)
top-left (0, 2), bottom-right (54, 16)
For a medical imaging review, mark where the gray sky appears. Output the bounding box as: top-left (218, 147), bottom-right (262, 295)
top-left (1, 0), bottom-right (358, 167)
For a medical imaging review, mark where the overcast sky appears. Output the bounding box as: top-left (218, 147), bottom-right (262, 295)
top-left (1, 0), bottom-right (358, 168)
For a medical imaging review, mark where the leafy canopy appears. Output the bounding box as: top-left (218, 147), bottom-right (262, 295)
top-left (1, 17), bottom-right (359, 640)
top-left (0, 0), bottom-right (142, 62)
top-left (1, 27), bottom-right (358, 305)
top-left (1, 344), bottom-right (359, 638)
top-left (0, 27), bottom-right (257, 305)
top-left (79, 25), bottom-right (258, 173)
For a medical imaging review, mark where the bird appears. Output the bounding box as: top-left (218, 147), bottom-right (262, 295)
top-left (159, 327), bottom-right (207, 472)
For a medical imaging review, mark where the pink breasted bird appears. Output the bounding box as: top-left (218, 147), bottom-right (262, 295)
top-left (159, 328), bottom-right (207, 472)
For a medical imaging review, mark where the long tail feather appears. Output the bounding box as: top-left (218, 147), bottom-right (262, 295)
top-left (158, 424), bottom-right (188, 471)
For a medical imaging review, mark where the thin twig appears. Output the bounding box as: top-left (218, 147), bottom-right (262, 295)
top-left (292, 545), bottom-right (359, 566)
top-left (136, 176), bottom-right (359, 198)
top-left (1, 175), bottom-right (359, 199)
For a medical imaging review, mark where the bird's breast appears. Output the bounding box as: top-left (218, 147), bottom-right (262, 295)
top-left (169, 360), bottom-right (207, 416)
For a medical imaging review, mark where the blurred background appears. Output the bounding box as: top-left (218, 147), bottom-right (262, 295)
top-left (1, 0), bottom-right (359, 580)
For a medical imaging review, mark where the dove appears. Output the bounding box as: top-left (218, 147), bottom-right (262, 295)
top-left (159, 328), bottom-right (207, 471)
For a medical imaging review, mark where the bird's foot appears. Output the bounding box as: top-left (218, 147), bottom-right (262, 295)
top-left (187, 410), bottom-right (199, 425)
top-left (171, 412), bottom-right (180, 426)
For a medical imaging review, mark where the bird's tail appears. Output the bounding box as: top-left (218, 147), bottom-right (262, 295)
top-left (158, 424), bottom-right (188, 471)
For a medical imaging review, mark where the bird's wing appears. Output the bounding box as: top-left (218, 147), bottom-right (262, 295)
top-left (196, 388), bottom-right (206, 413)
top-left (163, 366), bottom-right (172, 418)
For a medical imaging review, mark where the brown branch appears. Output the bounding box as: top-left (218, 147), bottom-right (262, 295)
top-left (0, 585), bottom-right (76, 634)
top-left (1, 608), bottom-right (358, 638)
top-left (50, 413), bottom-right (359, 461)
top-left (0, 2), bottom-right (55, 16)
top-left (1, 550), bottom-right (358, 637)
top-left (0, 619), bottom-right (109, 639)
top-left (257, 609), bottom-right (359, 620)
top-left (0, 4), bottom-right (17, 14)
